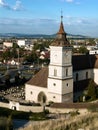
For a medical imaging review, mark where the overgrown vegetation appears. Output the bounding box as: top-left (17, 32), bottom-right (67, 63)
top-left (0, 107), bottom-right (49, 121)
top-left (22, 113), bottom-right (98, 130)
top-left (79, 79), bottom-right (98, 102)
top-left (0, 116), bottom-right (13, 130)
top-left (0, 107), bottom-right (50, 130)
top-left (87, 79), bottom-right (98, 100)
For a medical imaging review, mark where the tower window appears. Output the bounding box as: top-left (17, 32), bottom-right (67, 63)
top-left (54, 69), bottom-right (57, 76)
top-left (66, 83), bottom-right (69, 87)
top-left (66, 68), bottom-right (68, 77)
top-left (30, 91), bottom-right (33, 95)
top-left (53, 83), bottom-right (56, 86)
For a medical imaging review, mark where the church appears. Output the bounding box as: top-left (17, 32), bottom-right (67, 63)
top-left (25, 16), bottom-right (98, 103)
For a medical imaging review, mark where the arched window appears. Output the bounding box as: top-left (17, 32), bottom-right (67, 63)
top-left (76, 73), bottom-right (78, 81)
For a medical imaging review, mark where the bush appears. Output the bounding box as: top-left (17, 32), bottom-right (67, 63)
top-left (0, 116), bottom-right (13, 130)
top-left (69, 110), bottom-right (80, 117)
top-left (44, 109), bottom-right (49, 114)
top-left (0, 107), bottom-right (12, 117)
top-left (88, 104), bottom-right (98, 112)
top-left (0, 107), bottom-right (48, 121)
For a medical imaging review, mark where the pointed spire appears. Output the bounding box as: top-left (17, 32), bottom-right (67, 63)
top-left (51, 13), bottom-right (70, 46)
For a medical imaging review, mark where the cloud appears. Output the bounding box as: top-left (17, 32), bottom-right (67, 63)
top-left (75, 1), bottom-right (80, 5)
top-left (0, 17), bottom-right (58, 34)
top-left (61, 0), bottom-right (81, 5)
top-left (0, 0), bottom-right (6, 6)
top-left (12, 0), bottom-right (24, 11)
top-left (0, 17), bottom-right (98, 37)
top-left (0, 0), bottom-right (24, 11)
top-left (0, 0), bottom-right (11, 9)
top-left (65, 0), bottom-right (74, 2)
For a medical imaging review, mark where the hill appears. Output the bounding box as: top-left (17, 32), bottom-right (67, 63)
top-left (0, 33), bottom-right (89, 39)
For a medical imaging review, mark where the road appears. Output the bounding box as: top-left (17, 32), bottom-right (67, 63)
top-left (13, 119), bottom-right (29, 130)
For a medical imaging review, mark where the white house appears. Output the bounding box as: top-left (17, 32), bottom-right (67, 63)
top-left (89, 49), bottom-right (98, 55)
top-left (17, 39), bottom-right (31, 48)
top-left (25, 17), bottom-right (98, 103)
top-left (3, 42), bottom-right (13, 48)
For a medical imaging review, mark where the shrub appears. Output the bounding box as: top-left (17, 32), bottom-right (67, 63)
top-left (0, 107), bottom-right (12, 117)
top-left (88, 104), bottom-right (98, 112)
top-left (0, 116), bottom-right (13, 130)
top-left (0, 107), bottom-right (48, 121)
top-left (44, 109), bottom-right (49, 114)
top-left (69, 110), bottom-right (80, 117)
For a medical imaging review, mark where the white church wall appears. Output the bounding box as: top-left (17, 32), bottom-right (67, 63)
top-left (47, 78), bottom-right (73, 102)
top-left (48, 92), bottom-right (62, 102)
top-left (73, 69), bottom-right (93, 82)
top-left (93, 69), bottom-right (98, 84)
top-left (25, 84), bottom-right (48, 102)
top-left (49, 66), bottom-right (72, 79)
top-left (48, 78), bottom-right (62, 94)
top-left (50, 46), bottom-right (63, 65)
top-left (62, 79), bottom-right (73, 94)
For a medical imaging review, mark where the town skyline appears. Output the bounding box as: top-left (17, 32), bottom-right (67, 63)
top-left (0, 0), bottom-right (98, 37)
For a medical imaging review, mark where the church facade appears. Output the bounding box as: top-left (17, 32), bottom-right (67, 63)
top-left (25, 18), bottom-right (98, 103)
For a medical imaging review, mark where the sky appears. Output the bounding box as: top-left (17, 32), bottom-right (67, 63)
top-left (0, 0), bottom-right (98, 37)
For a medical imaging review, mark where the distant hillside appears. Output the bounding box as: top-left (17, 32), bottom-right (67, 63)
top-left (0, 33), bottom-right (89, 39)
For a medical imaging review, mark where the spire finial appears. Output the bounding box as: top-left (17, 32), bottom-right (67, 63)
top-left (61, 10), bottom-right (63, 22)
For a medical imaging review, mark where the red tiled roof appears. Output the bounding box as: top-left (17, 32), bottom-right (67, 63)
top-left (27, 67), bottom-right (48, 88)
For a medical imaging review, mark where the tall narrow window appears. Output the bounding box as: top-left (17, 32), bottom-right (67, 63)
top-left (76, 73), bottom-right (78, 81)
top-left (86, 72), bottom-right (88, 79)
top-left (66, 68), bottom-right (68, 77)
top-left (54, 69), bottom-right (57, 76)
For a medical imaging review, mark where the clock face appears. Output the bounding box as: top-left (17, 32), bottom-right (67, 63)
top-left (54, 54), bottom-right (57, 59)
top-left (52, 52), bottom-right (57, 61)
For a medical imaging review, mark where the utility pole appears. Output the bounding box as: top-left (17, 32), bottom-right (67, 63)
top-left (17, 48), bottom-right (19, 70)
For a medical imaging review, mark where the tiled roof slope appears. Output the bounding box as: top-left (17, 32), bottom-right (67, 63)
top-left (57, 21), bottom-right (65, 34)
top-left (27, 67), bottom-right (48, 88)
top-left (72, 54), bottom-right (98, 71)
top-left (51, 21), bottom-right (70, 47)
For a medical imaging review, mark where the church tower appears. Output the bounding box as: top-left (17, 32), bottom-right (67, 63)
top-left (48, 15), bottom-right (73, 102)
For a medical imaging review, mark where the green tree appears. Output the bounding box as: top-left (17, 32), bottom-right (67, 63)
top-left (24, 50), bottom-right (38, 63)
top-left (79, 46), bottom-right (89, 54)
top-left (5, 74), bottom-right (11, 88)
top-left (88, 38), bottom-right (96, 45)
top-left (87, 79), bottom-right (97, 100)
top-left (33, 43), bottom-right (45, 51)
top-left (2, 49), bottom-right (12, 60)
